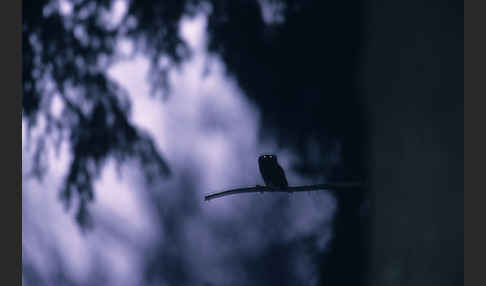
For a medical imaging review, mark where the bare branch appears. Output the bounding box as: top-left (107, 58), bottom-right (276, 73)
top-left (204, 181), bottom-right (364, 201)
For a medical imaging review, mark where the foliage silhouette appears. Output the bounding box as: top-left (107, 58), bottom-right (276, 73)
top-left (23, 0), bottom-right (365, 218)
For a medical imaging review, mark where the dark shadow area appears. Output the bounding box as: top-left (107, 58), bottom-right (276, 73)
top-left (361, 0), bottom-right (464, 285)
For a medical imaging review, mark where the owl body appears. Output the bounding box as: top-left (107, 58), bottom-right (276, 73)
top-left (258, 154), bottom-right (288, 188)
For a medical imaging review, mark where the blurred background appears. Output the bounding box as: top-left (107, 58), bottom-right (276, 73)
top-left (22, 0), bottom-right (463, 285)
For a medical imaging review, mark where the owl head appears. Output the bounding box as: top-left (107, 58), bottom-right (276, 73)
top-left (259, 154), bottom-right (277, 163)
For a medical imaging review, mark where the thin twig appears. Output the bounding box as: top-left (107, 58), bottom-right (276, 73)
top-left (204, 181), bottom-right (363, 201)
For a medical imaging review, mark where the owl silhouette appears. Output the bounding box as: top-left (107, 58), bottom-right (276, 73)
top-left (258, 154), bottom-right (289, 188)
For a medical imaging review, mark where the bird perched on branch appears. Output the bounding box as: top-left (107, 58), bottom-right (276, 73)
top-left (258, 154), bottom-right (288, 189)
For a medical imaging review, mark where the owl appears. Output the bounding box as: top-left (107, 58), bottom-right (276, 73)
top-left (258, 154), bottom-right (289, 188)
